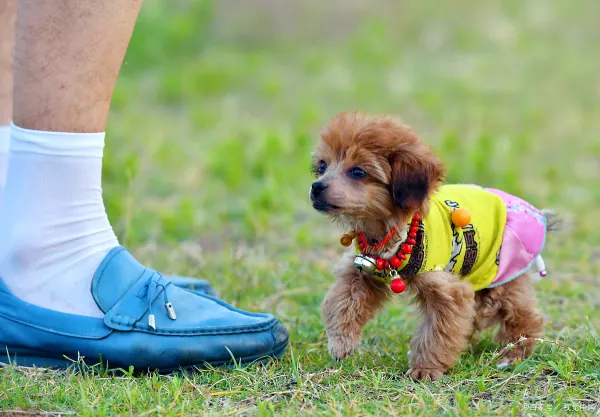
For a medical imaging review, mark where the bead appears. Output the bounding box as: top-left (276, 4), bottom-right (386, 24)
top-left (398, 253), bottom-right (406, 260)
top-left (409, 230), bottom-right (417, 238)
top-left (348, 230), bottom-right (357, 239)
top-left (401, 244), bottom-right (413, 254)
top-left (390, 256), bottom-right (402, 268)
top-left (413, 213), bottom-right (421, 221)
top-left (390, 278), bottom-right (406, 293)
top-left (340, 235), bottom-right (352, 247)
top-left (411, 221), bottom-right (419, 228)
top-left (451, 207), bottom-right (471, 228)
top-left (406, 238), bottom-right (416, 245)
top-left (383, 260), bottom-right (390, 270)
top-left (376, 258), bottom-right (385, 270)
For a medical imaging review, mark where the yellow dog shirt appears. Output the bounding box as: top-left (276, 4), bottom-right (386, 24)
top-left (397, 184), bottom-right (507, 291)
top-left (354, 184), bottom-right (548, 290)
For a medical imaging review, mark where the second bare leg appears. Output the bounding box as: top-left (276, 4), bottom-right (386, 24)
top-left (0, 0), bottom-right (17, 202)
top-left (0, 0), bottom-right (16, 125)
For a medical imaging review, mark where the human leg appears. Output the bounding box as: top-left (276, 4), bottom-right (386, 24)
top-left (0, 0), bottom-right (143, 317)
top-left (0, 0), bottom-right (287, 369)
top-left (0, 0), bottom-right (16, 203)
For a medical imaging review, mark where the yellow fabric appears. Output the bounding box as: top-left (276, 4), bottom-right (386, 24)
top-left (398, 184), bottom-right (507, 290)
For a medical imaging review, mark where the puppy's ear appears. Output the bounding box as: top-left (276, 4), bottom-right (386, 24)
top-left (389, 149), bottom-right (445, 211)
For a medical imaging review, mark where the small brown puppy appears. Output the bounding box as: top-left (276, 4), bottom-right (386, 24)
top-left (310, 111), bottom-right (553, 381)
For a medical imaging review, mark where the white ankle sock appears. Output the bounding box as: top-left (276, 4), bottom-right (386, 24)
top-left (0, 123), bottom-right (119, 317)
top-left (0, 125), bottom-right (9, 208)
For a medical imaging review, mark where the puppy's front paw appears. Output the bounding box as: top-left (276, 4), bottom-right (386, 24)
top-left (328, 335), bottom-right (358, 361)
top-left (406, 367), bottom-right (445, 381)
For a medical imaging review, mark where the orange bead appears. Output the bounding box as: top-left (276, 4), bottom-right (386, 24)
top-left (451, 207), bottom-right (471, 228)
top-left (340, 235), bottom-right (352, 247)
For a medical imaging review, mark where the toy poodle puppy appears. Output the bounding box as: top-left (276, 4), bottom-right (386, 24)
top-left (310, 111), bottom-right (554, 381)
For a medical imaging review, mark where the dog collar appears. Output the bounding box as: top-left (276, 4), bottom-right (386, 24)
top-left (340, 213), bottom-right (422, 293)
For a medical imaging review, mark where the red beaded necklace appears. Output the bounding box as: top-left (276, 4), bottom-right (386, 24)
top-left (341, 213), bottom-right (422, 293)
top-left (357, 213), bottom-right (421, 270)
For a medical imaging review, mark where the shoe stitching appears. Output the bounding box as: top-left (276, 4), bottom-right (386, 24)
top-left (130, 317), bottom-right (279, 335)
top-left (0, 310), bottom-right (110, 339)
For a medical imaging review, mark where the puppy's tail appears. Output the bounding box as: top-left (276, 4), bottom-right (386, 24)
top-left (542, 209), bottom-right (564, 233)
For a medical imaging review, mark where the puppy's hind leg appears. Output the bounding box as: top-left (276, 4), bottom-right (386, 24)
top-left (494, 274), bottom-right (545, 368)
top-left (321, 260), bottom-right (391, 361)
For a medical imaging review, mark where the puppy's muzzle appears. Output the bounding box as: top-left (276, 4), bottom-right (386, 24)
top-left (310, 181), bottom-right (328, 200)
top-left (310, 181), bottom-right (338, 212)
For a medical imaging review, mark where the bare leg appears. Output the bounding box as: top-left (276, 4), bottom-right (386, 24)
top-left (0, 0), bottom-right (17, 125)
top-left (12, 0), bottom-right (142, 132)
top-left (0, 0), bottom-right (16, 199)
top-left (407, 271), bottom-right (475, 381)
top-left (321, 253), bottom-right (391, 360)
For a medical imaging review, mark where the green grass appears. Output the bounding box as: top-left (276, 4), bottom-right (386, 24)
top-left (2, 0), bottom-right (600, 415)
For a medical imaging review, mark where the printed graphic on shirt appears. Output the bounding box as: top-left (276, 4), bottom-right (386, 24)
top-left (443, 199), bottom-right (480, 277)
top-left (400, 221), bottom-right (425, 278)
top-left (445, 224), bottom-right (463, 273)
top-left (460, 224), bottom-right (478, 276)
top-left (444, 200), bottom-right (459, 209)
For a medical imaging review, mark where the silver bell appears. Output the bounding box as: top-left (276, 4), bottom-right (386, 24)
top-left (354, 254), bottom-right (377, 275)
top-left (353, 254), bottom-right (388, 279)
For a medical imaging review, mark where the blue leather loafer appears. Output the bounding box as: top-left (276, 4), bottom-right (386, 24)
top-left (167, 276), bottom-right (217, 297)
top-left (0, 246), bottom-right (288, 372)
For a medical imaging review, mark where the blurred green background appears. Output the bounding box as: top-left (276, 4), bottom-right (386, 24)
top-left (6, 0), bottom-right (600, 415)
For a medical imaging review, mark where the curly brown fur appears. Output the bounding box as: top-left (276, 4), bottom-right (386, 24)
top-left (474, 273), bottom-right (545, 367)
top-left (405, 270), bottom-right (476, 380)
top-left (311, 111), bottom-right (444, 229)
top-left (321, 252), bottom-right (391, 360)
top-left (312, 111), bottom-right (549, 381)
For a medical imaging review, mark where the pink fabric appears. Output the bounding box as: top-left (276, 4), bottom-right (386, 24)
top-left (485, 188), bottom-right (547, 287)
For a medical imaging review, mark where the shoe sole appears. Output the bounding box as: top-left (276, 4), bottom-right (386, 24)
top-left (0, 342), bottom-right (288, 374)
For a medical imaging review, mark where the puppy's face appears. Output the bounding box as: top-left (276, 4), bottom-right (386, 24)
top-left (310, 112), bottom-right (445, 224)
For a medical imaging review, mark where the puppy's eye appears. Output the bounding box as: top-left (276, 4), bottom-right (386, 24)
top-left (348, 167), bottom-right (367, 180)
top-left (317, 160), bottom-right (327, 175)
top-left (311, 161), bottom-right (327, 177)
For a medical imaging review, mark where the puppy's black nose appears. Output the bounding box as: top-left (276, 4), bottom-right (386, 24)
top-left (311, 181), bottom-right (328, 197)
